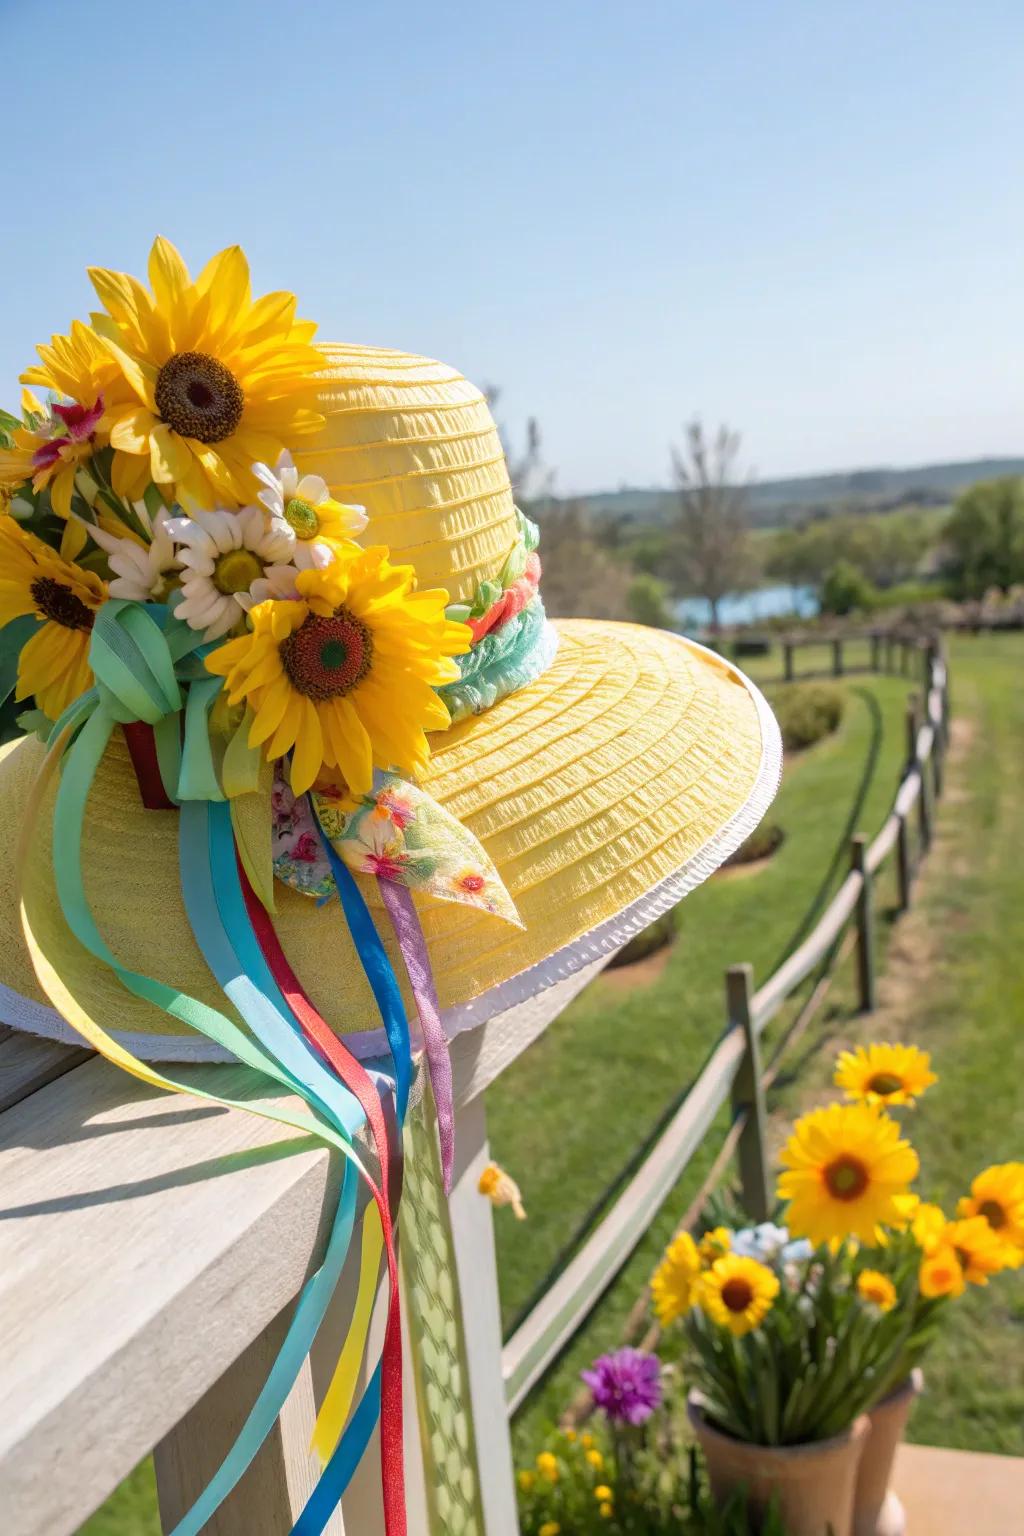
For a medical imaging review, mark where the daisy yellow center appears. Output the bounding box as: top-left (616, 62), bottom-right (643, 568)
top-left (214, 549), bottom-right (264, 595)
top-left (30, 576), bottom-right (95, 632)
top-left (280, 607), bottom-right (373, 701)
top-left (720, 1278), bottom-right (754, 1313)
top-left (978, 1199), bottom-right (1006, 1229)
top-left (284, 497), bottom-right (320, 539)
top-left (154, 351), bottom-right (245, 444)
top-left (824, 1154), bottom-right (870, 1202)
top-left (867, 1072), bottom-right (905, 1096)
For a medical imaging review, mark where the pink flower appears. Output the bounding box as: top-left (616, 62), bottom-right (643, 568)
top-left (271, 779), bottom-right (296, 819)
top-left (374, 787), bottom-right (416, 830)
top-left (292, 832), bottom-right (319, 863)
top-left (31, 397), bottom-right (104, 471)
top-left (362, 850), bottom-right (408, 882)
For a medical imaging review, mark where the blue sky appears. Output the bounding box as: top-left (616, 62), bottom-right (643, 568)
top-left (2, 0), bottom-right (1022, 493)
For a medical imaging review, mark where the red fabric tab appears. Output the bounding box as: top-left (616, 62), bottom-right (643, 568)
top-left (122, 722), bottom-right (176, 810)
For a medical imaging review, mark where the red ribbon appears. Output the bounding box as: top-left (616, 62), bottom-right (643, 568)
top-left (121, 722), bottom-right (176, 810)
top-left (238, 862), bottom-right (407, 1536)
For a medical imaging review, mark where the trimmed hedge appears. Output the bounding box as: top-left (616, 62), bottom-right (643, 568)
top-left (773, 682), bottom-right (845, 752)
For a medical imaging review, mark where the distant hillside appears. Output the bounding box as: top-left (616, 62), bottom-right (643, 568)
top-left (553, 458), bottom-right (1024, 529)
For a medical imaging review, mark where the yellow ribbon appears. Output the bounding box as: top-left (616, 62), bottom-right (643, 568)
top-left (310, 1200), bottom-right (385, 1464)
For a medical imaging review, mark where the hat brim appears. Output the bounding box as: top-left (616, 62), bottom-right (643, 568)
top-left (0, 621), bottom-right (780, 1061)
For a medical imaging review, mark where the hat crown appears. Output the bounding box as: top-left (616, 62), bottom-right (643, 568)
top-left (293, 344), bottom-right (517, 605)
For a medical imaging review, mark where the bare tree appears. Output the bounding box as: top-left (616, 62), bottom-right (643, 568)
top-left (670, 419), bottom-right (756, 631)
top-left (484, 384), bottom-right (555, 503)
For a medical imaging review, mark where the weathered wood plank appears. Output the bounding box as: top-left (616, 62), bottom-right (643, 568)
top-left (0, 1032), bottom-right (92, 1114)
top-left (0, 1056), bottom-right (348, 1536)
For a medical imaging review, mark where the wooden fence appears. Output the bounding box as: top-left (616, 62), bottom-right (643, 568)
top-left (502, 638), bottom-right (949, 1413)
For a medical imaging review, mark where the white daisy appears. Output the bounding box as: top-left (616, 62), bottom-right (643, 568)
top-left (79, 502), bottom-right (182, 602)
top-left (167, 505), bottom-right (299, 642)
top-left (253, 450), bottom-right (367, 569)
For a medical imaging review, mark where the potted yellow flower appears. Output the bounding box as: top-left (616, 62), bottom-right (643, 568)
top-left (650, 1043), bottom-right (1022, 1536)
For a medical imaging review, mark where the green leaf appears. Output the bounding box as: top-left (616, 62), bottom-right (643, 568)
top-left (0, 613), bottom-right (40, 705)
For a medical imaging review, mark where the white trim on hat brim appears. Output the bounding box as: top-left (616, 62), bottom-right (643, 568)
top-left (0, 640), bottom-right (783, 1064)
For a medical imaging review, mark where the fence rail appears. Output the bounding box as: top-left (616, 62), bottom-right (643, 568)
top-left (502, 639), bottom-right (948, 1413)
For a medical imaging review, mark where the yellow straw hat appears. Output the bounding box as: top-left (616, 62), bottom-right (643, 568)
top-left (0, 340), bottom-right (779, 1060)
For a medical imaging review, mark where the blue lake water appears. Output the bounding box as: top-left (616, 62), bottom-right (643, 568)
top-left (674, 583), bottom-right (818, 630)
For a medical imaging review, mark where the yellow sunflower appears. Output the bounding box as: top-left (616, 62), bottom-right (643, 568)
top-left (699, 1254), bottom-right (780, 1337)
top-left (0, 519), bottom-right (106, 718)
top-left (943, 1216), bottom-right (1007, 1287)
top-left (957, 1163), bottom-right (1024, 1267)
top-left (22, 317), bottom-right (124, 405)
top-left (205, 548), bottom-right (471, 797)
top-left (856, 1269), bottom-right (898, 1312)
top-left (919, 1243), bottom-right (966, 1300)
top-left (777, 1102), bottom-right (919, 1247)
top-left (650, 1231), bottom-right (701, 1326)
top-left (56, 237), bottom-right (325, 508)
top-left (834, 1043), bottom-right (937, 1107)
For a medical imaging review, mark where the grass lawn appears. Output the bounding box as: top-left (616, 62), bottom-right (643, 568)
top-left (492, 664), bottom-right (915, 1451)
top-left (79, 634), bottom-right (1022, 1529)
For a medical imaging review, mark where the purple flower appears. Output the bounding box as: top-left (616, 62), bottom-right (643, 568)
top-left (581, 1348), bottom-right (662, 1425)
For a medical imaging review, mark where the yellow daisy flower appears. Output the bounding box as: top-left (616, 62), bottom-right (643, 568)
top-left (0, 519), bottom-right (106, 718)
top-left (957, 1163), bottom-right (1024, 1267)
top-left (599, 1504), bottom-right (613, 1519)
top-left (650, 1231), bottom-right (701, 1326)
top-left (943, 1216), bottom-right (1007, 1287)
top-left (539, 1524), bottom-right (561, 1536)
top-left (834, 1042), bottom-right (937, 1107)
top-left (857, 1269), bottom-right (898, 1312)
top-left (69, 237), bottom-right (325, 508)
top-left (205, 549), bottom-right (471, 796)
top-left (22, 317), bottom-right (124, 407)
top-left (594, 1485), bottom-right (613, 1501)
top-left (699, 1253), bottom-right (780, 1337)
top-left (919, 1243), bottom-right (966, 1299)
top-left (911, 1202), bottom-right (948, 1255)
top-left (698, 1226), bottom-right (732, 1264)
top-left (585, 1448), bottom-right (604, 1470)
top-left (535, 1452), bottom-right (559, 1483)
top-left (777, 1102), bottom-right (919, 1246)
top-left (516, 1470), bottom-right (535, 1492)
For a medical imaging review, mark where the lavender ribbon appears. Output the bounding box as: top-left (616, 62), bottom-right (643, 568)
top-left (378, 880), bottom-right (456, 1191)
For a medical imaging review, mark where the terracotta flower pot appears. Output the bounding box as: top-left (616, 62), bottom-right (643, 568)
top-left (688, 1393), bottom-right (871, 1536)
top-left (853, 1370), bottom-right (925, 1536)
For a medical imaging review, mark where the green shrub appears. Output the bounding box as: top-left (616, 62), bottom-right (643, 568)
top-left (821, 560), bottom-right (876, 615)
top-left (733, 632), bottom-right (772, 658)
top-left (773, 682), bottom-right (844, 752)
top-left (627, 573), bottom-right (674, 630)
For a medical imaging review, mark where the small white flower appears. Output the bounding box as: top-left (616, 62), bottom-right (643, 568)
top-left (78, 501), bottom-right (182, 601)
top-left (253, 450), bottom-right (367, 569)
top-left (167, 504), bottom-right (299, 641)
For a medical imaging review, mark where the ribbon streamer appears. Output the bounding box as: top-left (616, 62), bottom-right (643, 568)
top-left (378, 880), bottom-right (456, 1194)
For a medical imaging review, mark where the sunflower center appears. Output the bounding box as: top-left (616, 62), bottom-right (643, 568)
top-left (284, 497), bottom-right (320, 539)
top-left (978, 1200), bottom-right (1006, 1230)
top-left (213, 549), bottom-right (264, 596)
top-left (30, 576), bottom-right (95, 632)
top-left (721, 1278), bottom-right (754, 1314)
top-left (824, 1154), bottom-right (870, 1202)
top-left (280, 607), bottom-right (374, 701)
top-left (867, 1072), bottom-right (905, 1096)
top-left (954, 1247), bottom-right (971, 1271)
top-left (154, 351), bottom-right (245, 444)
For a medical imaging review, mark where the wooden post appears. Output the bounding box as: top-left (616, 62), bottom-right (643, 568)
top-left (905, 692), bottom-right (920, 770)
top-left (885, 634), bottom-right (895, 673)
top-left (783, 640), bottom-right (794, 683)
top-left (155, 1301), bottom-right (342, 1536)
top-left (850, 835), bottom-right (876, 1012)
top-left (727, 964), bottom-right (770, 1222)
top-left (901, 638), bottom-right (912, 677)
top-left (918, 745), bottom-right (933, 853)
top-left (832, 637), bottom-right (843, 677)
top-left (870, 632), bottom-right (881, 672)
top-left (896, 810), bottom-right (912, 910)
